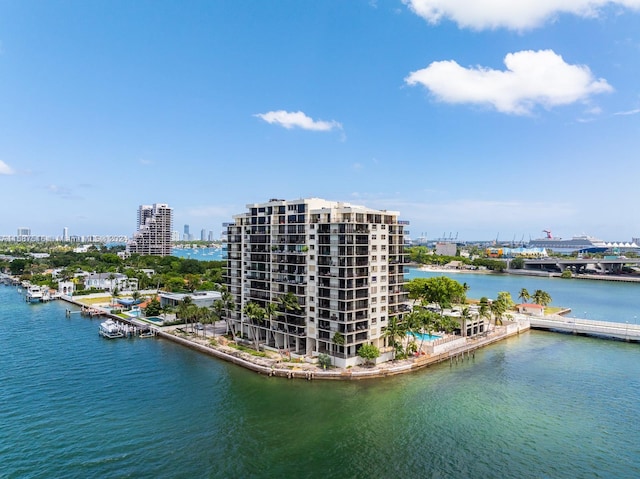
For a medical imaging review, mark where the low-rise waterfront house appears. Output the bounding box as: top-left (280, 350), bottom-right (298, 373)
top-left (57, 280), bottom-right (75, 295)
top-left (84, 273), bottom-right (139, 292)
top-left (159, 291), bottom-right (222, 308)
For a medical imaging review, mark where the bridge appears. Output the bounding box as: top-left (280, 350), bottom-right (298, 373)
top-left (530, 316), bottom-right (640, 341)
top-left (522, 257), bottom-right (640, 274)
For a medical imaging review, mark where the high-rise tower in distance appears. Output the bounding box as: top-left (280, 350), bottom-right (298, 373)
top-left (127, 203), bottom-right (173, 256)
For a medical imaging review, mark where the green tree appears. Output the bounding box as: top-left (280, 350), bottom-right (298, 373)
top-left (198, 306), bottom-right (212, 338)
top-left (265, 302), bottom-right (283, 354)
top-left (332, 331), bottom-right (345, 361)
top-left (210, 299), bottom-right (225, 339)
top-left (383, 315), bottom-right (406, 360)
top-left (220, 290), bottom-right (237, 340)
top-left (490, 292), bottom-right (514, 327)
top-left (317, 353), bottom-right (331, 370)
top-left (357, 343), bottom-right (380, 366)
top-left (176, 296), bottom-right (194, 331)
top-left (243, 301), bottom-right (266, 350)
top-left (145, 298), bottom-right (161, 317)
top-left (532, 289), bottom-right (552, 307)
top-left (518, 288), bottom-right (530, 304)
top-left (407, 276), bottom-right (467, 310)
top-left (510, 257), bottom-right (525, 269)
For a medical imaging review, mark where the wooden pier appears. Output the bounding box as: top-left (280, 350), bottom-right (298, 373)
top-left (530, 316), bottom-right (640, 341)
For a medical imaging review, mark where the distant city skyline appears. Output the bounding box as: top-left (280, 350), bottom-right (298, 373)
top-left (1, 2), bottom-right (639, 241)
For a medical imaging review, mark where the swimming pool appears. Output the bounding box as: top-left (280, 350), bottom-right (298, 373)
top-left (408, 332), bottom-right (441, 341)
top-left (144, 316), bottom-right (164, 325)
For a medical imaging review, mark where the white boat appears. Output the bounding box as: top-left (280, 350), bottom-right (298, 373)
top-left (26, 285), bottom-right (44, 303)
top-left (98, 319), bottom-right (124, 339)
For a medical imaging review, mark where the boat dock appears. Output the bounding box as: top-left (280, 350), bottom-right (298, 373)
top-left (530, 316), bottom-right (640, 341)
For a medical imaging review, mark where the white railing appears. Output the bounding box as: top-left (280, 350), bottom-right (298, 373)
top-left (530, 317), bottom-right (640, 340)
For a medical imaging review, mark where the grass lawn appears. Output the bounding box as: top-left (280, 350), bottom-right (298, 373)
top-left (73, 296), bottom-right (112, 305)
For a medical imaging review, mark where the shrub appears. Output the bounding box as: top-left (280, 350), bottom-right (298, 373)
top-left (317, 353), bottom-right (331, 369)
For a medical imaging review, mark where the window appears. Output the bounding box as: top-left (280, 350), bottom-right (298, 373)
top-left (381, 235), bottom-right (386, 240)
top-left (372, 234), bottom-right (377, 240)
top-left (372, 276), bottom-right (377, 283)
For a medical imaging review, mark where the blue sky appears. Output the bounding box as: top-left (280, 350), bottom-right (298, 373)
top-left (1, 0), bottom-right (639, 242)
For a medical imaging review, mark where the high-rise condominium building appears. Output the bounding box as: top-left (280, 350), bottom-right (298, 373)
top-left (183, 224), bottom-right (190, 241)
top-left (62, 227), bottom-right (69, 242)
top-left (17, 227), bottom-right (31, 237)
top-left (224, 198), bottom-right (410, 367)
top-left (127, 203), bottom-right (173, 256)
top-left (137, 205), bottom-right (155, 229)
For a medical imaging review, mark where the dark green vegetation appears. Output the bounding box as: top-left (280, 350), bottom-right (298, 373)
top-left (0, 243), bottom-right (224, 293)
top-left (406, 246), bottom-right (507, 271)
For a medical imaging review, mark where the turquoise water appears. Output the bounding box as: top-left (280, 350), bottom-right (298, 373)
top-left (2, 280), bottom-right (640, 478)
top-left (144, 316), bottom-right (164, 324)
top-left (409, 332), bottom-right (441, 341)
top-left (408, 268), bottom-right (640, 323)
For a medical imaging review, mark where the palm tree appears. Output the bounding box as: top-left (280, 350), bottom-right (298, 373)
top-left (461, 307), bottom-right (472, 337)
top-left (383, 315), bottom-right (406, 360)
top-left (332, 331), bottom-right (345, 362)
top-left (265, 302), bottom-right (283, 353)
top-left (210, 300), bottom-right (225, 339)
top-left (278, 292), bottom-right (301, 352)
top-left (518, 288), bottom-right (531, 304)
top-left (242, 301), bottom-right (266, 350)
top-left (220, 290), bottom-right (237, 340)
top-left (159, 303), bottom-right (173, 323)
top-left (176, 296), bottom-right (194, 331)
top-left (490, 300), bottom-right (506, 327)
top-left (478, 297), bottom-right (491, 334)
top-left (196, 306), bottom-right (210, 338)
top-left (532, 289), bottom-right (552, 307)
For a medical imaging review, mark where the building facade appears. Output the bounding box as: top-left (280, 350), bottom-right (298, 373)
top-left (224, 198), bottom-right (410, 367)
top-left (126, 203), bottom-right (173, 256)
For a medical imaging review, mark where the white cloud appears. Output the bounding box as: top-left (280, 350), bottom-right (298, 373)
top-left (254, 110), bottom-right (342, 131)
top-left (0, 160), bottom-right (14, 175)
top-left (614, 108), bottom-right (640, 115)
top-left (404, 0), bottom-right (640, 30)
top-left (405, 49), bottom-right (612, 115)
